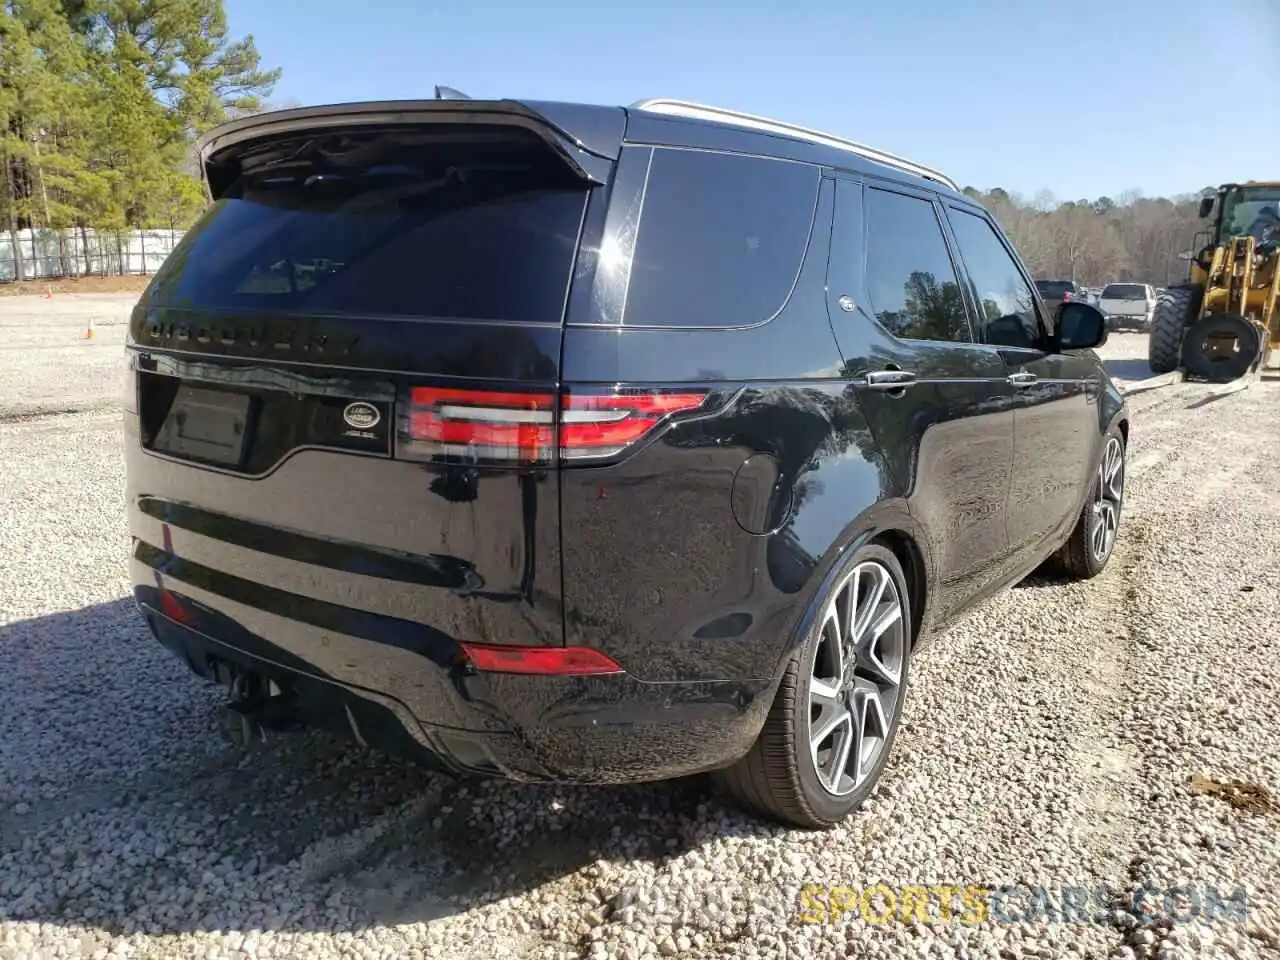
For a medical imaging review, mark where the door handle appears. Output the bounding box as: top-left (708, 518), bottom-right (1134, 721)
top-left (865, 370), bottom-right (918, 391)
top-left (1007, 371), bottom-right (1038, 388)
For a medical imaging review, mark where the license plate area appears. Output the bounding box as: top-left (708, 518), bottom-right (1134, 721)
top-left (151, 386), bottom-right (252, 468)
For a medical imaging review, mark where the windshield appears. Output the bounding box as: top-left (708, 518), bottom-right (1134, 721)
top-left (1220, 185), bottom-right (1280, 239)
top-left (1102, 284), bottom-right (1147, 299)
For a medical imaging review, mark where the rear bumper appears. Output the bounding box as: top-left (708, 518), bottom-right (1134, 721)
top-left (1105, 313), bottom-right (1151, 329)
top-left (133, 577), bottom-right (774, 784)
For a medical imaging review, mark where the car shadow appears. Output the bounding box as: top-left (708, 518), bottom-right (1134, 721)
top-left (0, 601), bottom-right (774, 938)
top-left (1011, 563), bottom-right (1077, 590)
top-left (1103, 357), bottom-right (1155, 382)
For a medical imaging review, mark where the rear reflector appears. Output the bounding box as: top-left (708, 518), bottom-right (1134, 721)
top-left (398, 386), bottom-right (708, 463)
top-left (158, 589), bottom-right (193, 624)
top-left (458, 643), bottom-right (623, 676)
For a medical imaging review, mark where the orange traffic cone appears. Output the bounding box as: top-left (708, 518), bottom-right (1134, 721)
top-left (83, 317), bottom-right (95, 339)
top-left (45, 284), bottom-right (53, 299)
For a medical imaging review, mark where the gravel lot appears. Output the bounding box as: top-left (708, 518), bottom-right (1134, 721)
top-left (2, 294), bottom-right (1277, 960)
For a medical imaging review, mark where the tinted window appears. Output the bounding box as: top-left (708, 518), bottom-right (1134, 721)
top-left (1101, 283), bottom-right (1147, 299)
top-left (147, 127), bottom-right (588, 323)
top-left (947, 208), bottom-right (1043, 348)
top-left (864, 188), bottom-right (970, 342)
top-left (1035, 280), bottom-right (1074, 297)
top-left (622, 148), bottom-right (819, 327)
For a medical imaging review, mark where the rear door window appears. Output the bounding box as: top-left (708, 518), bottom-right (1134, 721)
top-left (946, 208), bottom-right (1045, 348)
top-left (863, 187), bottom-right (971, 343)
top-left (147, 126), bottom-right (590, 324)
top-left (617, 147), bottom-right (820, 327)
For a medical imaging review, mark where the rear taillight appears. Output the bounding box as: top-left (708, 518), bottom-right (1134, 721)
top-left (458, 642), bottom-right (623, 676)
top-left (402, 387), bottom-right (555, 463)
top-left (560, 390), bottom-right (709, 460)
top-left (398, 386), bottom-right (708, 464)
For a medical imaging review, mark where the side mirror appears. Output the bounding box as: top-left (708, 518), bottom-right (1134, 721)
top-left (1198, 196), bottom-right (1215, 219)
top-left (1056, 302), bottom-right (1107, 350)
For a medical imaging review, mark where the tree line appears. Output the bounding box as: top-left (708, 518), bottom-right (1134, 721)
top-left (0, 0), bottom-right (1220, 289)
top-left (960, 185), bottom-right (1215, 288)
top-left (0, 0), bottom-right (279, 280)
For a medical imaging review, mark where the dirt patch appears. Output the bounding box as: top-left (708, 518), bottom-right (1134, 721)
top-left (1188, 773), bottom-right (1274, 815)
top-left (0, 275), bottom-right (152, 297)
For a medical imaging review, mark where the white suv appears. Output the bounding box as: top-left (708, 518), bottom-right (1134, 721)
top-left (1098, 283), bottom-right (1156, 331)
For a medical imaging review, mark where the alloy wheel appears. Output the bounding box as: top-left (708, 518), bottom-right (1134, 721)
top-left (1091, 436), bottom-right (1125, 562)
top-left (806, 561), bottom-right (907, 797)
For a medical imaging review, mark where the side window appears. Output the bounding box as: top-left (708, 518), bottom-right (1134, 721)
top-left (946, 208), bottom-right (1045, 349)
top-left (864, 187), bottom-right (971, 343)
top-left (621, 148), bottom-right (820, 327)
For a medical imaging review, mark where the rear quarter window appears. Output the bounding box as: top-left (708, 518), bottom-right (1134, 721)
top-left (613, 147), bottom-right (820, 328)
top-left (1102, 283), bottom-right (1148, 299)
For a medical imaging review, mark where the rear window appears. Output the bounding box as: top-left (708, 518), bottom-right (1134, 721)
top-left (619, 147), bottom-right (820, 327)
top-left (1101, 283), bottom-right (1148, 299)
top-left (1035, 280), bottom-right (1074, 297)
top-left (147, 126), bottom-right (590, 323)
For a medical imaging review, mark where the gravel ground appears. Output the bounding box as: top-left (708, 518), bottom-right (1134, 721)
top-left (1, 297), bottom-right (1277, 960)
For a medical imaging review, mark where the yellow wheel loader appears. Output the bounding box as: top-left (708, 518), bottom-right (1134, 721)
top-left (1148, 181), bottom-right (1280, 380)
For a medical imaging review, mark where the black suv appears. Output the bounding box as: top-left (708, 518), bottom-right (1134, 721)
top-left (124, 96), bottom-right (1127, 828)
top-left (1034, 279), bottom-right (1084, 315)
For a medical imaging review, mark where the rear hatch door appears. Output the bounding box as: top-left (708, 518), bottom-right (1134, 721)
top-left (128, 100), bottom-right (622, 708)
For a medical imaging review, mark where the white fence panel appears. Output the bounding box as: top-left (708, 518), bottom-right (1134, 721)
top-left (0, 227), bottom-right (185, 282)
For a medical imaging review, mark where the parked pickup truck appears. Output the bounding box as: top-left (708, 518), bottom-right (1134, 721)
top-left (1098, 283), bottom-right (1156, 331)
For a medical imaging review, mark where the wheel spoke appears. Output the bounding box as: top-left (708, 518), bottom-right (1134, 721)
top-left (856, 607), bottom-right (903, 686)
top-left (1091, 509), bottom-right (1107, 556)
top-left (1104, 439), bottom-right (1125, 502)
top-left (869, 603), bottom-right (902, 641)
top-left (828, 715), bottom-right (855, 789)
top-left (823, 603), bottom-right (844, 654)
top-left (811, 701), bottom-right (848, 747)
top-left (852, 683), bottom-right (889, 784)
top-left (842, 567), bottom-right (861, 642)
top-left (814, 603), bottom-right (844, 691)
top-left (810, 705), bottom-right (854, 792)
top-left (852, 565), bottom-right (889, 641)
top-left (1107, 473), bottom-right (1124, 502)
top-left (809, 676), bottom-right (841, 705)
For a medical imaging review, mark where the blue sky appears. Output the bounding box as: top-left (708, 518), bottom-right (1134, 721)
top-left (223, 0), bottom-right (1278, 203)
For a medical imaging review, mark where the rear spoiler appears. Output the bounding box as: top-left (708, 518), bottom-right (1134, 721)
top-left (196, 99), bottom-right (626, 197)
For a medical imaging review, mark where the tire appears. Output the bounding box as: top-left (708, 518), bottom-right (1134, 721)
top-left (1180, 313), bottom-right (1261, 383)
top-left (714, 542), bottom-right (912, 828)
top-left (1048, 426), bottom-right (1126, 580)
top-left (1148, 285), bottom-right (1201, 374)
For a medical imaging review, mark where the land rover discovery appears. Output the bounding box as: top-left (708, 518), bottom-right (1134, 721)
top-left (124, 95), bottom-right (1128, 828)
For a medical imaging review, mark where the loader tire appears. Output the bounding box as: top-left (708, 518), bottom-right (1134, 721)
top-left (1180, 313), bottom-right (1260, 383)
top-left (1148, 285), bottom-right (1201, 374)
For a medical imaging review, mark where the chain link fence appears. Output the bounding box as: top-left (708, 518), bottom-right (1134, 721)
top-left (0, 227), bottom-right (185, 283)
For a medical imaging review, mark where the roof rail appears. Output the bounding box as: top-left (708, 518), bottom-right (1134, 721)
top-left (630, 98), bottom-right (959, 192)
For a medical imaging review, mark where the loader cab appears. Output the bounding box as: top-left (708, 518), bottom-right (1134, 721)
top-left (1202, 182), bottom-right (1280, 245)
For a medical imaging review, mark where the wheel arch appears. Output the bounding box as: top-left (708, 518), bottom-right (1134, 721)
top-left (769, 500), bottom-right (933, 684)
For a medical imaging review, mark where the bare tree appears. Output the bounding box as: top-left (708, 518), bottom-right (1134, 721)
top-left (968, 186), bottom-right (1207, 287)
